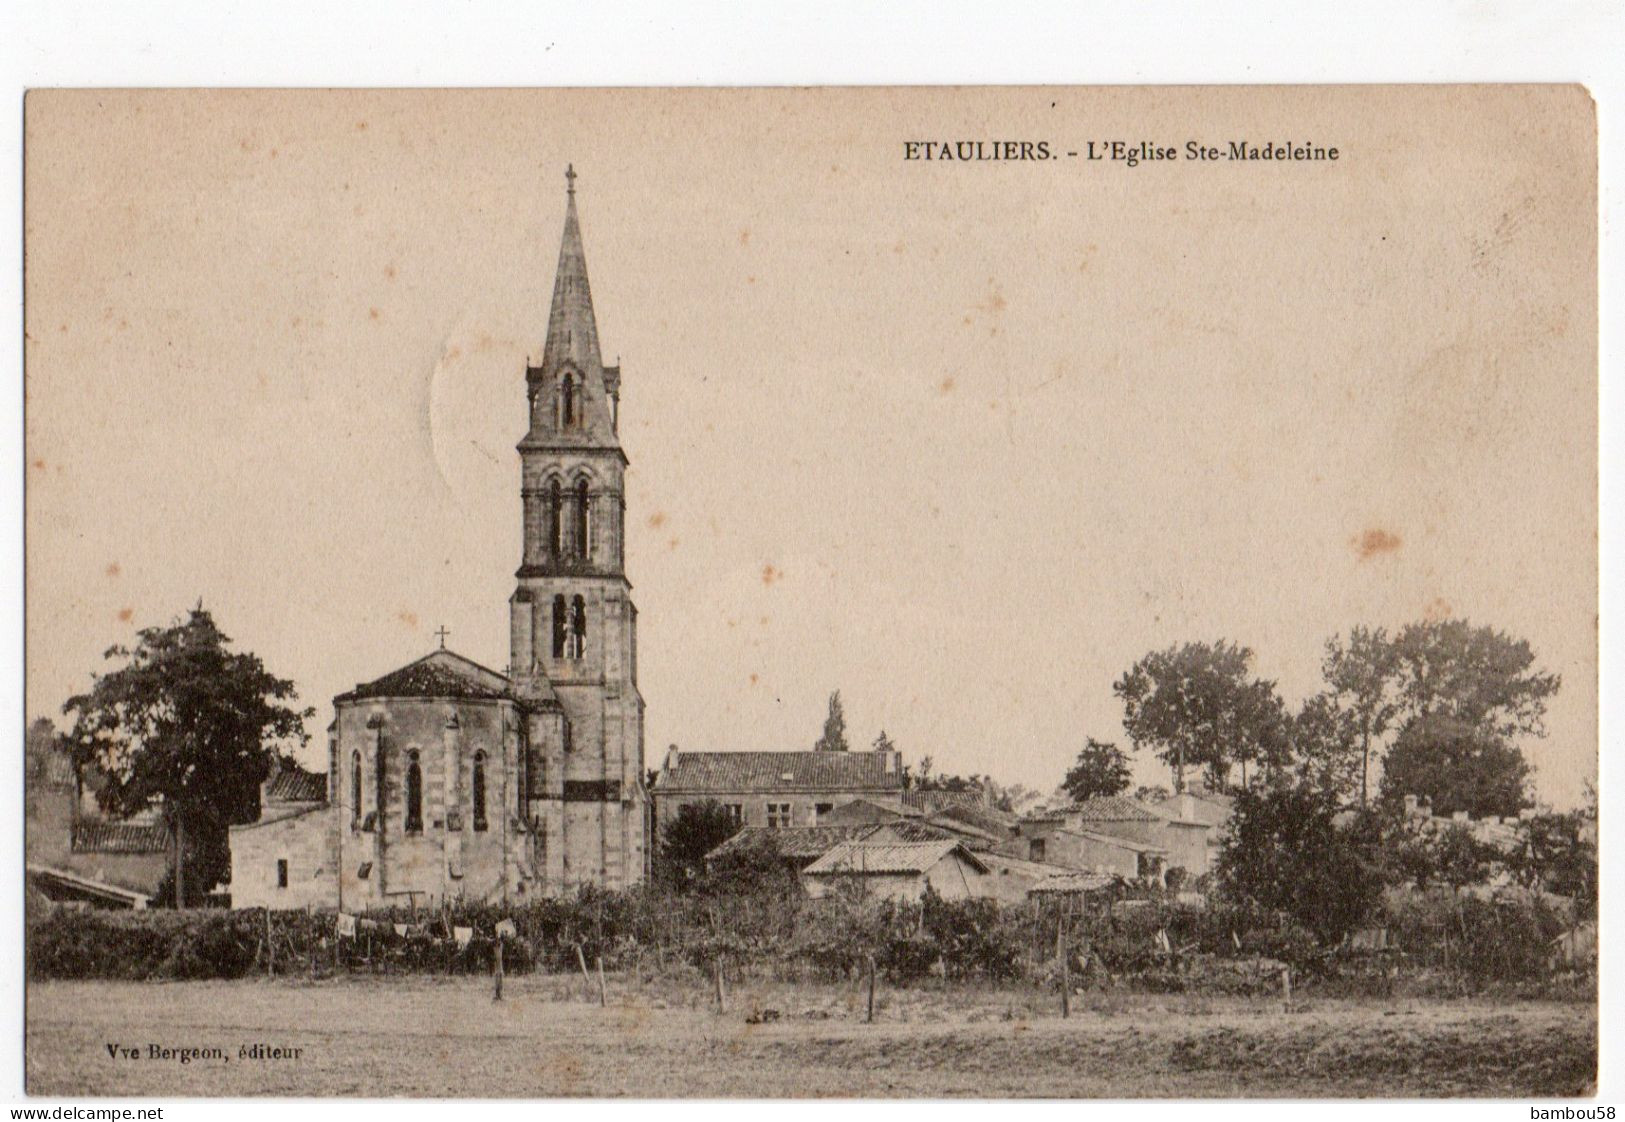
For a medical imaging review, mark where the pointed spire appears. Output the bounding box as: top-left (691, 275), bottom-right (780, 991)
top-left (527, 164), bottom-right (620, 447)
top-left (542, 165), bottom-right (602, 379)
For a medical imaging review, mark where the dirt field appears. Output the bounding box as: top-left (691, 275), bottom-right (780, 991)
top-left (25, 974), bottom-right (1596, 1098)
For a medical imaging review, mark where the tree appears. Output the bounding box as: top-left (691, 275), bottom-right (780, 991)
top-left (1113, 640), bottom-right (1290, 792)
top-left (813, 690), bottom-right (849, 752)
top-left (871, 730), bottom-right (897, 754)
top-left (60, 607), bottom-right (310, 907)
top-left (1380, 713), bottom-right (1530, 819)
top-left (657, 800), bottom-right (741, 893)
top-left (1321, 626), bottom-right (1400, 805)
top-left (1060, 738), bottom-right (1133, 803)
top-left (1509, 811), bottom-right (1596, 917)
top-left (1215, 782), bottom-right (1387, 944)
top-left (1291, 692), bottom-right (1363, 802)
top-left (1388, 619), bottom-right (1561, 738)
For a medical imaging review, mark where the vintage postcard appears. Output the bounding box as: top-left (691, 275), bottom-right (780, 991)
top-left (21, 87), bottom-right (1597, 1097)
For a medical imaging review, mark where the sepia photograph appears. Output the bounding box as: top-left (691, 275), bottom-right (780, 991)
top-left (19, 85), bottom-right (1599, 1098)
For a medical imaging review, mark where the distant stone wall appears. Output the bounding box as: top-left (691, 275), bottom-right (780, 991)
top-left (229, 806), bottom-right (335, 911)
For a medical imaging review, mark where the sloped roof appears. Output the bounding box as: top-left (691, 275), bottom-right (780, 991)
top-left (266, 766), bottom-right (327, 803)
top-left (1068, 796), bottom-right (1169, 823)
top-left (930, 801), bottom-right (1018, 837)
top-left (1029, 871), bottom-right (1122, 895)
top-left (336, 649), bottom-right (552, 706)
top-left (1153, 792), bottom-right (1233, 828)
top-left (658, 750), bottom-right (903, 794)
top-left (816, 798), bottom-right (917, 825)
top-left (72, 820), bottom-right (170, 855)
top-left (707, 825), bottom-right (877, 862)
top-left (804, 839), bottom-right (988, 877)
top-left (870, 820), bottom-right (957, 843)
top-left (902, 788), bottom-right (997, 816)
top-left (1062, 826), bottom-right (1168, 855)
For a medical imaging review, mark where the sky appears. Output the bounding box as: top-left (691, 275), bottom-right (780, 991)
top-left (23, 87), bottom-right (1597, 807)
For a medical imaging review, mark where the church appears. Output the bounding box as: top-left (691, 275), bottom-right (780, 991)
top-left (230, 167), bottom-right (649, 910)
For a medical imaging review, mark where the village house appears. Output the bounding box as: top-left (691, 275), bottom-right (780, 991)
top-left (226, 758), bottom-right (333, 910)
top-left (1151, 787), bottom-right (1234, 875)
top-left (25, 740), bottom-right (170, 909)
top-left (1028, 795), bottom-right (1211, 877)
top-left (800, 838), bottom-right (989, 902)
top-left (1012, 816), bottom-right (1166, 881)
top-left (651, 743), bottom-right (905, 831)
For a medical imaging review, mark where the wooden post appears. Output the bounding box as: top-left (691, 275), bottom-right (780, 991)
top-left (1057, 917), bottom-right (1071, 1019)
top-left (307, 904), bottom-right (315, 979)
top-left (576, 944), bottom-right (592, 1000)
top-left (493, 938), bottom-right (504, 1002)
top-left (1281, 965), bottom-right (1292, 1008)
top-left (713, 955), bottom-right (726, 1013)
top-left (866, 953), bottom-right (877, 1023)
top-left (596, 955), bottom-right (607, 1008)
top-left (265, 908), bottom-right (275, 977)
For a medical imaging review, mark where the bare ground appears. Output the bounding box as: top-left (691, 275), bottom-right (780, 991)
top-left (25, 974), bottom-right (1596, 1098)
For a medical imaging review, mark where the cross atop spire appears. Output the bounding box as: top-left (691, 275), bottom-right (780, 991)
top-left (434, 624), bottom-right (450, 650)
top-left (565, 163), bottom-right (577, 196)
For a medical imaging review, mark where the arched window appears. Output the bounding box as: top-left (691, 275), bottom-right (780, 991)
top-left (351, 751), bottom-right (362, 827)
top-left (472, 751), bottom-right (488, 832)
top-left (547, 480), bottom-right (562, 558)
top-left (560, 374), bottom-right (576, 428)
top-left (404, 750), bottom-right (423, 833)
top-left (570, 595), bottom-right (586, 659)
top-left (575, 479), bottom-right (591, 561)
top-left (375, 743), bottom-right (386, 833)
top-left (551, 594), bottom-right (567, 658)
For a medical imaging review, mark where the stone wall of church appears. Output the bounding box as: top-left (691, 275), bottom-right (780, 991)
top-left (331, 696), bottom-right (545, 910)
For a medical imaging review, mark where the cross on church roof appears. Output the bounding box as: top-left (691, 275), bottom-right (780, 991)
top-left (565, 163), bottom-right (577, 195)
top-left (434, 624), bottom-right (451, 650)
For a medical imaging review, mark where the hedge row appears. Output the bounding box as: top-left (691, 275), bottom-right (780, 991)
top-left (27, 884), bottom-right (1581, 993)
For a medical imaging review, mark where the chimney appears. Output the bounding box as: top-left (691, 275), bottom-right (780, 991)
top-left (662, 744), bottom-right (680, 775)
top-left (1178, 792), bottom-right (1196, 821)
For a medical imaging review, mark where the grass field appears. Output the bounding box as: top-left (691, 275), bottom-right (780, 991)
top-left (25, 974), bottom-right (1596, 1098)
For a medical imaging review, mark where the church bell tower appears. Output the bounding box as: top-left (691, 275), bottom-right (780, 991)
top-left (510, 166), bottom-right (647, 889)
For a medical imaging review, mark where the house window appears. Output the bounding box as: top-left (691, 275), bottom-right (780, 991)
top-left (725, 804), bottom-right (743, 827)
top-left (551, 594), bottom-right (567, 658)
top-left (1029, 838), bottom-right (1046, 863)
top-left (472, 751), bottom-right (488, 832)
top-left (276, 859), bottom-right (288, 889)
top-left (766, 803), bottom-right (792, 829)
top-left (814, 802), bottom-right (834, 820)
top-left (575, 479), bottom-right (591, 560)
top-left (405, 750), bottom-right (423, 833)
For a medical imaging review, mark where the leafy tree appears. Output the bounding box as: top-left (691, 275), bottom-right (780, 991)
top-left (1291, 692), bottom-right (1363, 802)
top-left (813, 690), bottom-right (849, 752)
top-left (1134, 784), bottom-right (1172, 803)
top-left (1380, 713), bottom-right (1530, 819)
top-left (1321, 626), bottom-right (1401, 806)
top-left (657, 800), bottom-right (741, 893)
top-left (1509, 811), bottom-right (1597, 917)
top-left (871, 730), bottom-right (897, 754)
top-left (1113, 640), bottom-right (1290, 792)
top-left (1388, 619), bottom-right (1561, 738)
top-left (696, 830), bottom-right (796, 898)
top-left (1215, 782), bottom-right (1387, 944)
top-left (25, 716), bottom-right (69, 789)
top-left (61, 607), bottom-right (310, 907)
top-left (1060, 737), bottom-right (1133, 803)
